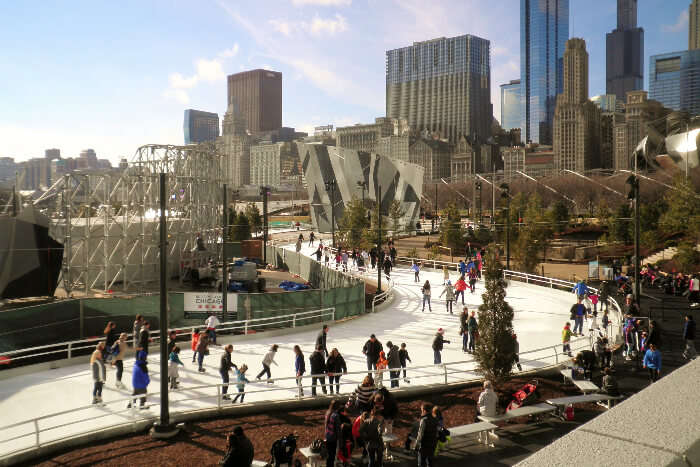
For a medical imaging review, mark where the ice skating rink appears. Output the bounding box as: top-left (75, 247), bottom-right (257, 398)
top-left (0, 244), bottom-right (593, 459)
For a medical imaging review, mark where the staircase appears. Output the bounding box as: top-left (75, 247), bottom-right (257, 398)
top-left (643, 243), bottom-right (700, 265)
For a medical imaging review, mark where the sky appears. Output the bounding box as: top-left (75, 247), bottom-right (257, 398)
top-left (0, 0), bottom-right (691, 165)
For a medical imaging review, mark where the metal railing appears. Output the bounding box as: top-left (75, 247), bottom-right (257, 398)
top-left (0, 308), bottom-right (335, 367)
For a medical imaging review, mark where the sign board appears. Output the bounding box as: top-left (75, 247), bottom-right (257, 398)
top-left (588, 260), bottom-right (599, 279)
top-left (184, 292), bottom-right (238, 312)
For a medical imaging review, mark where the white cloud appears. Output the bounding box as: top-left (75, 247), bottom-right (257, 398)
top-left (164, 45), bottom-right (239, 103)
top-left (305, 13), bottom-right (347, 36)
top-left (662, 10), bottom-right (689, 33)
top-left (168, 72), bottom-right (198, 89)
top-left (269, 19), bottom-right (293, 36)
top-left (291, 0), bottom-right (351, 6)
top-left (218, 43), bottom-right (239, 58)
top-left (163, 88), bottom-right (190, 105)
top-left (195, 58), bottom-right (226, 82)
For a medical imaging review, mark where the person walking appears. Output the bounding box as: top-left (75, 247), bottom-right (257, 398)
top-left (439, 280), bottom-right (456, 314)
top-left (112, 332), bottom-right (127, 389)
top-left (326, 348), bottom-right (347, 395)
top-left (387, 341), bottom-right (401, 389)
top-left (168, 346), bottom-right (184, 390)
top-left (362, 334), bottom-right (383, 372)
top-left (682, 315), bottom-right (697, 360)
top-left (220, 344), bottom-right (235, 399)
top-left (412, 403), bottom-right (439, 467)
top-left (205, 313), bottom-right (221, 346)
top-left (256, 344), bottom-right (279, 383)
top-left (359, 408), bottom-right (384, 467)
top-left (324, 400), bottom-right (342, 467)
top-left (127, 350), bottom-right (150, 409)
top-left (562, 322), bottom-right (573, 357)
top-left (382, 255), bottom-right (392, 280)
top-left (132, 315), bottom-right (144, 348)
top-left (294, 345), bottom-right (306, 398)
top-left (309, 231), bottom-right (315, 247)
top-left (230, 363), bottom-right (250, 403)
top-left (467, 310), bottom-right (478, 353)
top-left (316, 325), bottom-right (329, 357)
top-left (399, 343), bottom-right (411, 384)
top-left (375, 351), bottom-right (388, 388)
top-left (643, 343), bottom-right (662, 382)
top-left (138, 321), bottom-right (150, 354)
top-left (432, 329), bottom-right (450, 364)
top-left (454, 276), bottom-right (467, 305)
top-left (468, 266), bottom-right (478, 294)
top-left (570, 298), bottom-right (586, 336)
top-left (421, 281), bottom-right (432, 312)
top-left (512, 334), bottom-right (522, 371)
top-left (310, 345), bottom-right (328, 396)
top-left (196, 329), bottom-right (209, 373)
top-left (90, 342), bottom-right (106, 405)
top-left (412, 262), bottom-right (420, 283)
top-left (103, 321), bottom-right (119, 362)
top-left (191, 328), bottom-right (200, 363)
top-left (459, 307), bottom-right (469, 352)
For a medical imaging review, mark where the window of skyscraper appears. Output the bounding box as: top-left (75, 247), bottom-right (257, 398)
top-left (655, 57), bottom-right (681, 75)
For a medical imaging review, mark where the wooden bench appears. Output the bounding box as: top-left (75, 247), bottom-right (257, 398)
top-left (546, 394), bottom-right (622, 418)
top-left (299, 446), bottom-right (323, 467)
top-left (560, 369), bottom-right (600, 394)
top-left (477, 403), bottom-right (556, 425)
top-left (448, 421), bottom-right (498, 447)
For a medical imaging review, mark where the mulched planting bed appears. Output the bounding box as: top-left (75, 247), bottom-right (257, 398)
top-left (32, 372), bottom-right (603, 466)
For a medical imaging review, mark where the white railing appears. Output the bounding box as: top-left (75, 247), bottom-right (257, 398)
top-left (0, 308), bottom-right (335, 366)
top-left (371, 276), bottom-right (394, 313)
top-left (0, 335), bottom-right (594, 461)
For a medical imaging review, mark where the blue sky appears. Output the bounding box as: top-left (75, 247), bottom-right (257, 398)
top-left (0, 0), bottom-right (690, 164)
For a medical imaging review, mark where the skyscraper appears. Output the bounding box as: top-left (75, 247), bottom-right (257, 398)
top-left (227, 69), bottom-right (282, 134)
top-left (500, 80), bottom-right (521, 131)
top-left (649, 50), bottom-right (700, 117)
top-left (218, 103), bottom-right (252, 188)
top-left (606, 0), bottom-right (644, 103)
top-left (691, 0), bottom-right (700, 50)
top-left (553, 38), bottom-right (601, 172)
top-left (183, 109), bottom-right (219, 144)
top-left (520, 0), bottom-right (569, 145)
top-left (386, 34), bottom-right (492, 143)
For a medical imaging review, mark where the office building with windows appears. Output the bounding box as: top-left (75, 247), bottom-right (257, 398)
top-left (386, 34), bottom-right (492, 143)
top-left (520, 0), bottom-right (569, 145)
top-left (184, 109), bottom-right (219, 144)
top-left (250, 142), bottom-right (282, 187)
top-left (500, 80), bottom-right (521, 131)
top-left (691, 0), bottom-right (700, 50)
top-left (227, 69), bottom-right (282, 134)
top-left (606, 0), bottom-right (644, 103)
top-left (649, 50), bottom-right (700, 117)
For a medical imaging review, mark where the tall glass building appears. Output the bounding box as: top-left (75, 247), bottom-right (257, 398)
top-left (649, 50), bottom-right (700, 117)
top-left (386, 34), bottom-right (492, 143)
top-left (500, 80), bottom-right (521, 131)
top-left (520, 0), bottom-right (569, 145)
top-left (184, 109), bottom-right (220, 144)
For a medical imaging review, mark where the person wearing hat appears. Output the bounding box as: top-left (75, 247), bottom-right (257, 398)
top-left (439, 280), bottom-right (456, 314)
top-left (231, 363), bottom-right (250, 403)
top-left (127, 350), bottom-right (150, 409)
top-left (432, 329), bottom-right (450, 364)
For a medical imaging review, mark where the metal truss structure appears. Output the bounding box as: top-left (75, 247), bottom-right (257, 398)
top-left (34, 143), bottom-right (222, 296)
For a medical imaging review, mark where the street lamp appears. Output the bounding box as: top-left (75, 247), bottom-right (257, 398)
top-left (500, 183), bottom-right (510, 270)
top-left (324, 180), bottom-right (337, 248)
top-left (626, 175), bottom-right (640, 301)
top-left (475, 180), bottom-right (482, 225)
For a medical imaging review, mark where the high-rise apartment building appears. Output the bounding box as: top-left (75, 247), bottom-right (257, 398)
top-left (250, 142), bottom-right (282, 187)
top-left (336, 117), bottom-right (408, 153)
top-left (606, 0), bottom-right (644, 103)
top-left (184, 109), bottom-right (219, 144)
top-left (613, 91), bottom-right (670, 170)
top-left (218, 103), bottom-right (252, 188)
top-left (227, 69), bottom-right (282, 134)
top-left (649, 50), bottom-right (700, 117)
top-left (521, 0), bottom-right (569, 145)
top-left (500, 80), bottom-right (521, 131)
top-left (386, 34), bottom-right (492, 143)
top-left (691, 0), bottom-right (700, 50)
top-left (553, 38), bottom-right (601, 172)
top-left (44, 148), bottom-right (60, 160)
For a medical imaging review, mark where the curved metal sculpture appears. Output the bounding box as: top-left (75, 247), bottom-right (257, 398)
top-left (634, 113), bottom-right (700, 174)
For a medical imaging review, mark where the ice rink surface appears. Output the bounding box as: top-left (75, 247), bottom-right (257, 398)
top-left (0, 243), bottom-right (592, 458)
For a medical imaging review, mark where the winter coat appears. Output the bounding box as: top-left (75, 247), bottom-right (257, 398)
top-left (455, 279), bottom-right (467, 292)
top-left (684, 319), bottom-right (696, 340)
top-left (572, 282), bottom-right (589, 296)
top-left (646, 327), bottom-right (662, 348)
top-left (458, 262), bottom-right (467, 275)
top-left (196, 333), bottom-right (209, 353)
top-left (315, 330), bottom-right (328, 355)
top-left (459, 313), bottom-right (468, 332)
top-left (191, 333), bottom-right (200, 352)
top-left (377, 387), bottom-right (399, 419)
top-left (221, 433), bottom-right (254, 467)
top-left (168, 351), bottom-right (183, 378)
top-left (326, 354), bottom-right (347, 375)
top-left (478, 387), bottom-right (498, 417)
top-left (309, 350), bottom-right (327, 374)
top-left (387, 345), bottom-right (401, 369)
top-left (562, 327), bottom-right (572, 343)
top-left (467, 316), bottom-right (478, 332)
top-left (91, 355), bottom-right (106, 383)
top-left (295, 353), bottom-right (306, 375)
top-left (113, 340), bottom-right (127, 361)
top-left (133, 320), bottom-right (142, 344)
top-left (138, 328), bottom-right (150, 350)
top-left (398, 348), bottom-right (411, 366)
top-left (643, 349), bottom-right (662, 371)
top-left (421, 285), bottom-right (431, 297)
top-left (413, 414), bottom-right (439, 453)
top-left (432, 334), bottom-right (449, 351)
top-left (359, 418), bottom-right (383, 450)
top-left (233, 367), bottom-right (249, 390)
top-left (132, 352), bottom-right (150, 390)
top-left (362, 339), bottom-right (383, 362)
top-left (440, 285), bottom-right (455, 301)
top-left (262, 350), bottom-right (278, 367)
top-left (220, 351), bottom-right (233, 373)
top-left (105, 328), bottom-right (119, 348)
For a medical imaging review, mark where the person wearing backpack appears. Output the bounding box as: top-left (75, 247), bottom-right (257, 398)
top-left (325, 400), bottom-right (343, 467)
top-left (220, 426), bottom-right (254, 467)
top-left (271, 434), bottom-right (297, 467)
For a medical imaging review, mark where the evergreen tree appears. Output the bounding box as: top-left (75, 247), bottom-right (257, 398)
top-left (512, 193), bottom-right (551, 273)
top-left (245, 204), bottom-right (262, 237)
top-left (338, 198), bottom-right (369, 250)
top-left (232, 212), bottom-right (251, 241)
top-left (474, 247), bottom-right (516, 386)
top-left (388, 200), bottom-right (406, 234)
top-left (548, 200), bottom-right (570, 233)
top-left (659, 175), bottom-right (700, 235)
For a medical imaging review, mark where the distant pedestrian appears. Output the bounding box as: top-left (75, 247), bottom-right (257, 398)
top-left (440, 280), bottom-right (455, 314)
top-left (363, 334), bottom-right (383, 372)
top-left (375, 351), bottom-right (388, 388)
top-left (412, 262), bottom-right (420, 282)
top-left (326, 348), bottom-right (347, 395)
top-left (562, 322), bottom-right (572, 357)
top-left (432, 328), bottom-right (450, 364)
top-left (513, 333), bottom-right (522, 371)
top-left (324, 247), bottom-right (330, 266)
top-left (315, 246), bottom-right (323, 262)
top-left (309, 231), bottom-right (315, 246)
top-left (643, 343), bottom-right (662, 382)
top-left (442, 265), bottom-right (449, 284)
top-left (90, 342), bottom-right (106, 405)
top-left (138, 321), bottom-right (151, 354)
top-left (310, 345), bottom-right (328, 396)
top-left (256, 344), bottom-right (279, 383)
top-left (168, 345), bottom-right (184, 390)
top-left (399, 343), bottom-right (412, 383)
top-left (468, 267), bottom-right (478, 293)
top-left (421, 280), bottom-right (432, 312)
top-left (196, 329), bottom-right (209, 373)
top-left (294, 345), bottom-right (306, 398)
top-left (220, 344), bottom-right (235, 399)
top-left (467, 311), bottom-right (478, 353)
top-left (191, 328), bottom-right (200, 363)
top-left (383, 256), bottom-right (392, 279)
top-left (459, 308), bottom-right (469, 352)
top-left (387, 341), bottom-right (401, 389)
top-left (205, 313), bottom-right (221, 345)
top-left (454, 276), bottom-right (467, 304)
top-left (570, 298), bottom-right (586, 336)
top-left (113, 333), bottom-right (127, 389)
top-left (127, 350), bottom-right (150, 409)
top-left (132, 314), bottom-right (144, 348)
top-left (231, 363), bottom-right (250, 403)
top-left (682, 315), bottom-right (697, 360)
top-left (316, 325), bottom-right (329, 357)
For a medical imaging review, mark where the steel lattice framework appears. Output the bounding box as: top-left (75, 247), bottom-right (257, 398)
top-left (35, 143), bottom-right (222, 296)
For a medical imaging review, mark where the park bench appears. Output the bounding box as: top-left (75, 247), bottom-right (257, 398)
top-left (545, 394), bottom-right (622, 419)
top-left (560, 369), bottom-right (600, 394)
top-left (477, 403), bottom-right (556, 425)
top-left (447, 421), bottom-right (498, 447)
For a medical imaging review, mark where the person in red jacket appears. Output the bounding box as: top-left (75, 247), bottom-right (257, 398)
top-left (454, 276), bottom-right (468, 305)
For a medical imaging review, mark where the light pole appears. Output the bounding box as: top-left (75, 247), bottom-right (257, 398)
top-left (500, 183), bottom-right (510, 270)
top-left (222, 184), bottom-right (228, 322)
top-left (376, 184), bottom-right (382, 294)
top-left (260, 186), bottom-right (269, 264)
top-left (325, 180), bottom-right (337, 248)
top-left (626, 175), bottom-right (640, 301)
top-left (475, 180), bottom-right (482, 225)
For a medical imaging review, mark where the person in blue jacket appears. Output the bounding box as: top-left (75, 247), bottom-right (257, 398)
top-left (572, 280), bottom-right (589, 301)
top-left (294, 345), bottom-right (306, 398)
top-left (642, 343), bottom-right (662, 383)
top-left (127, 350), bottom-right (150, 409)
top-left (458, 260), bottom-right (467, 276)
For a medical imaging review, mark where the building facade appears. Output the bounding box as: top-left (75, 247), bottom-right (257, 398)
top-left (613, 91), bottom-right (670, 170)
top-left (500, 80), bottom-right (521, 131)
top-left (606, 0), bottom-right (644, 102)
top-left (218, 103), bottom-right (252, 188)
top-left (386, 34), bottom-right (492, 143)
top-left (409, 139), bottom-right (452, 183)
top-left (591, 94), bottom-right (620, 113)
top-left (691, 0), bottom-right (700, 50)
top-left (554, 38), bottom-right (601, 172)
top-left (649, 50), bottom-right (700, 117)
top-left (501, 146), bottom-right (526, 181)
top-left (376, 135), bottom-right (410, 163)
top-left (521, 0), bottom-right (569, 145)
top-left (450, 136), bottom-right (478, 182)
top-left (184, 109), bottom-right (220, 144)
top-left (227, 69), bottom-right (282, 134)
top-left (0, 157), bottom-right (17, 183)
top-left (250, 142), bottom-right (282, 187)
top-left (336, 117), bottom-right (408, 153)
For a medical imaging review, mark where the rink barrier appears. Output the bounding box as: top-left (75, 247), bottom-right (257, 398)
top-left (0, 335), bottom-right (596, 465)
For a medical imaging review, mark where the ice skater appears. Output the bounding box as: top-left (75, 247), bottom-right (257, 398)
top-left (440, 280), bottom-right (456, 314)
top-left (421, 280), bottom-right (432, 312)
top-left (168, 345), bottom-right (184, 389)
top-left (90, 342), bottom-right (106, 405)
top-left (256, 344), bottom-right (279, 383)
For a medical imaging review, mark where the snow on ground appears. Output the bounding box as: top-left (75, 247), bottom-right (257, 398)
top-left (0, 243), bottom-right (592, 459)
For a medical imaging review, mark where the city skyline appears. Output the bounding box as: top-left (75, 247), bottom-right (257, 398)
top-left (0, 0), bottom-right (690, 164)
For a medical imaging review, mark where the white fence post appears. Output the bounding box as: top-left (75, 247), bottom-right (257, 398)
top-left (217, 385), bottom-right (221, 410)
top-left (244, 321), bottom-right (248, 335)
top-left (67, 343), bottom-right (72, 359)
top-left (293, 314), bottom-right (296, 328)
top-left (554, 346), bottom-right (559, 364)
top-left (443, 364), bottom-right (448, 385)
top-left (34, 419), bottom-right (40, 447)
top-left (332, 308), bottom-right (335, 321)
